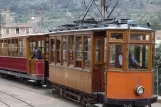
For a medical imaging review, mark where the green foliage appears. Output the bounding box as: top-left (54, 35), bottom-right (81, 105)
top-left (154, 43), bottom-right (161, 95)
top-left (155, 43), bottom-right (161, 81)
top-left (0, 0), bottom-right (161, 30)
top-left (155, 44), bottom-right (161, 68)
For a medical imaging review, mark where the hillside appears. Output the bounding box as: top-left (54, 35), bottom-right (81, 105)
top-left (0, 0), bottom-right (161, 31)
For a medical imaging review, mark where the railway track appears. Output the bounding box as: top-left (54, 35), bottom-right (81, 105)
top-left (0, 101), bottom-right (10, 107)
top-left (0, 77), bottom-right (52, 95)
top-left (0, 90), bottom-right (35, 107)
top-left (0, 90), bottom-right (34, 107)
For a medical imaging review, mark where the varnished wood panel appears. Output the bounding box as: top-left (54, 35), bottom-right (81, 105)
top-left (77, 72), bottom-right (85, 91)
top-left (49, 65), bottom-right (92, 94)
top-left (29, 60), bottom-right (36, 74)
top-left (67, 69), bottom-right (77, 89)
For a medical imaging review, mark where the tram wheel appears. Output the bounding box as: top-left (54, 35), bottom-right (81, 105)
top-left (132, 105), bottom-right (151, 107)
top-left (85, 103), bottom-right (95, 107)
top-left (1, 74), bottom-right (6, 78)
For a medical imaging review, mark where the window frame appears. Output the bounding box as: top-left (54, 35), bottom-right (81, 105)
top-left (84, 34), bottom-right (91, 69)
top-left (16, 28), bottom-right (19, 34)
top-left (55, 36), bottom-right (61, 65)
top-left (62, 36), bottom-right (68, 66)
top-left (127, 43), bottom-right (151, 71)
top-left (108, 30), bottom-right (126, 41)
top-left (107, 43), bottom-right (125, 70)
top-left (68, 35), bottom-right (74, 66)
top-left (75, 35), bottom-right (83, 68)
top-left (6, 28), bottom-right (9, 34)
top-left (26, 28), bottom-right (29, 34)
top-left (49, 32), bottom-right (92, 71)
top-left (129, 31), bottom-right (151, 43)
top-left (50, 36), bottom-right (55, 63)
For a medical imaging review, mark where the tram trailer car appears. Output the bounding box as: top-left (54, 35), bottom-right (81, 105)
top-left (0, 34), bottom-right (49, 83)
top-left (48, 20), bottom-right (158, 107)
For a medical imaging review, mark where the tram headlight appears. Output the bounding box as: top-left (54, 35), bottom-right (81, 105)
top-left (136, 86), bottom-right (144, 95)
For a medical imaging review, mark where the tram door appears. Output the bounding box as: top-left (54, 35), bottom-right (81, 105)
top-left (28, 36), bottom-right (49, 80)
top-left (92, 31), bottom-right (106, 92)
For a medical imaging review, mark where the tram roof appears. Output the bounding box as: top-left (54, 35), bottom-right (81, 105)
top-left (0, 25), bottom-right (154, 40)
top-left (0, 33), bottom-right (47, 40)
top-left (48, 25), bottom-right (154, 34)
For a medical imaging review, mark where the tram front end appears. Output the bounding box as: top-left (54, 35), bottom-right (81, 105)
top-left (103, 29), bottom-right (158, 107)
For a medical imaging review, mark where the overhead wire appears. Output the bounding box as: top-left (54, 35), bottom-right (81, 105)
top-left (81, 0), bottom-right (93, 18)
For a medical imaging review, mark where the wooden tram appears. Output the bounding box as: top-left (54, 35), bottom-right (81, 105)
top-left (0, 18), bottom-right (158, 107)
top-left (0, 34), bottom-right (49, 82)
top-left (47, 19), bottom-right (157, 107)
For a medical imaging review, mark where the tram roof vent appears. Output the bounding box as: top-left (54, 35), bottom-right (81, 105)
top-left (56, 24), bottom-right (78, 31)
top-left (127, 20), bottom-right (137, 26)
top-left (73, 18), bottom-right (98, 24)
top-left (102, 18), bottom-right (135, 25)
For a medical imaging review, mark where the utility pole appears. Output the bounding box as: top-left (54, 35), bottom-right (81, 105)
top-left (39, 6), bottom-right (43, 32)
top-left (101, 0), bottom-right (108, 19)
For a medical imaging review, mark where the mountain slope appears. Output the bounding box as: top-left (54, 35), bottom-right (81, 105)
top-left (0, 0), bottom-right (161, 30)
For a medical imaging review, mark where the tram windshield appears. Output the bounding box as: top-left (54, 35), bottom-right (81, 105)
top-left (128, 31), bottom-right (151, 70)
top-left (108, 31), bottom-right (152, 70)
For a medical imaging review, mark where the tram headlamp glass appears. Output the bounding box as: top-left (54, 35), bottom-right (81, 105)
top-left (136, 86), bottom-right (144, 95)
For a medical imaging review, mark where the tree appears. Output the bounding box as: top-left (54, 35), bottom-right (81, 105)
top-left (155, 43), bottom-right (161, 95)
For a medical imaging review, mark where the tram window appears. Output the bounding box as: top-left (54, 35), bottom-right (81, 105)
top-left (109, 45), bottom-right (123, 68)
top-left (69, 35), bottom-right (74, 65)
top-left (130, 33), bottom-right (150, 41)
top-left (22, 39), bottom-right (26, 57)
top-left (14, 39), bottom-right (18, 57)
top-left (76, 36), bottom-right (82, 68)
top-left (4, 40), bottom-right (7, 56)
top-left (104, 38), bottom-right (107, 69)
top-left (20, 39), bottom-right (24, 57)
top-left (50, 38), bottom-right (55, 62)
top-left (2, 41), bottom-right (4, 56)
top-left (38, 40), bottom-right (44, 59)
top-left (0, 41), bottom-right (2, 55)
top-left (29, 40), bottom-right (36, 58)
top-left (1, 41), bottom-right (3, 55)
top-left (3, 41), bottom-right (6, 56)
top-left (12, 39), bottom-right (15, 56)
top-left (56, 37), bottom-right (61, 63)
top-left (84, 35), bottom-right (91, 68)
top-left (110, 33), bottom-right (123, 40)
top-left (8, 40), bottom-right (11, 56)
top-left (0, 41), bottom-right (2, 56)
top-left (96, 38), bottom-right (100, 62)
top-left (62, 37), bottom-right (67, 65)
top-left (128, 45), bottom-right (149, 69)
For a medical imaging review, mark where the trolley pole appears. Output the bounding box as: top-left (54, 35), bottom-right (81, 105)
top-left (157, 66), bottom-right (159, 95)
